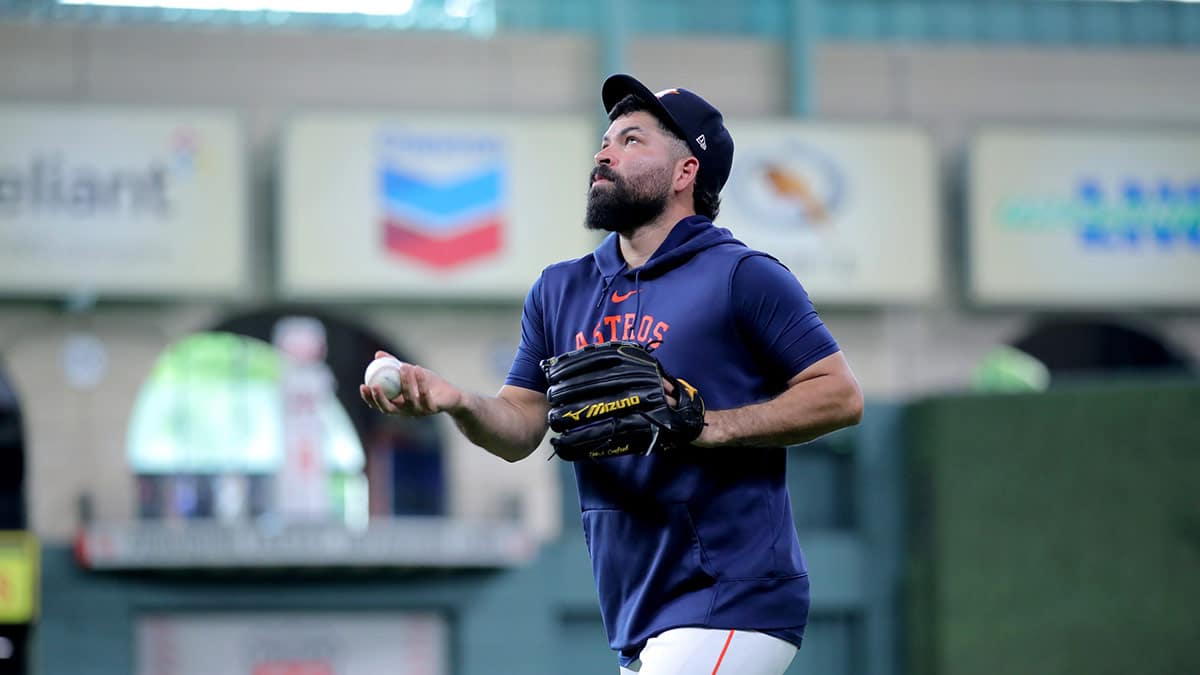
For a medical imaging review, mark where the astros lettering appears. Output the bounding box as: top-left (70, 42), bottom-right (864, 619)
top-left (575, 314), bottom-right (670, 349)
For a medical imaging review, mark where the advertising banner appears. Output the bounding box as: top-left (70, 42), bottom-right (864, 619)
top-left (0, 532), bottom-right (37, 623)
top-left (718, 121), bottom-right (939, 303)
top-left (280, 113), bottom-right (596, 300)
top-left (137, 612), bottom-right (447, 675)
top-left (969, 127), bottom-right (1200, 306)
top-left (0, 105), bottom-right (247, 298)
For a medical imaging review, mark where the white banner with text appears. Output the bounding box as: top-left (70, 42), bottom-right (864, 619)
top-left (0, 105), bottom-right (247, 298)
top-left (969, 127), bottom-right (1200, 306)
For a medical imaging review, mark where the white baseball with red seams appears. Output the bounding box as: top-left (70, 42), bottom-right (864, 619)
top-left (363, 356), bottom-right (404, 399)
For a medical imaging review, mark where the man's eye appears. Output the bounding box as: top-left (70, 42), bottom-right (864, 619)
top-left (625, 137), bottom-right (639, 145)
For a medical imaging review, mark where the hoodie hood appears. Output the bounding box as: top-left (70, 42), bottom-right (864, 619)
top-left (593, 215), bottom-right (740, 281)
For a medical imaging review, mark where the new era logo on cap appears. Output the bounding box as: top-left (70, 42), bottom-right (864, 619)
top-left (602, 74), bottom-right (735, 194)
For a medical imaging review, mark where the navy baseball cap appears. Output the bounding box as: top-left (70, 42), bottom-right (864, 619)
top-left (601, 73), bottom-right (735, 195)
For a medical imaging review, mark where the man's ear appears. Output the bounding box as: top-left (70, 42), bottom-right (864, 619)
top-left (674, 156), bottom-right (700, 193)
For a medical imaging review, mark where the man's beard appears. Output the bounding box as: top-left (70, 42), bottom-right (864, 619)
top-left (584, 165), bottom-right (671, 234)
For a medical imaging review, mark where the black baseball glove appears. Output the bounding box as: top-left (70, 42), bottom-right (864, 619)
top-left (540, 341), bottom-right (705, 461)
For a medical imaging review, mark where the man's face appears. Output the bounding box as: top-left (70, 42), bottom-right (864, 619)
top-left (585, 111), bottom-right (680, 234)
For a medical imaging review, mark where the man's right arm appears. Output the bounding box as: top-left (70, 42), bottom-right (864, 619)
top-left (449, 386), bottom-right (549, 462)
top-left (362, 274), bottom-right (553, 462)
top-left (360, 352), bottom-right (549, 463)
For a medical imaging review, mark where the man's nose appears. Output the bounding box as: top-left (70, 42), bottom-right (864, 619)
top-left (594, 147), bottom-right (614, 166)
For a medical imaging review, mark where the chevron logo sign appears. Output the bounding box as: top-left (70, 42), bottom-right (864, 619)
top-left (377, 133), bottom-right (507, 269)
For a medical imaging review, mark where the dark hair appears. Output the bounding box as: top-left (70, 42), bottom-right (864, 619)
top-left (607, 94), bottom-right (722, 220)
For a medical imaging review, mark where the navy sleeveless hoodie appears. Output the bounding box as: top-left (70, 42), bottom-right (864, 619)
top-left (507, 215), bottom-right (839, 665)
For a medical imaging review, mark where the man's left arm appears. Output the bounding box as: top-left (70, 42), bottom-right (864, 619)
top-left (691, 350), bottom-right (863, 448)
top-left (682, 253), bottom-right (863, 448)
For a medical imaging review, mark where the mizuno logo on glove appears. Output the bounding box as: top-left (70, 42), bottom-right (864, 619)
top-left (563, 395), bottom-right (641, 421)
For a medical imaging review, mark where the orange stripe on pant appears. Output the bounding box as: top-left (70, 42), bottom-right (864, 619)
top-left (710, 629), bottom-right (736, 675)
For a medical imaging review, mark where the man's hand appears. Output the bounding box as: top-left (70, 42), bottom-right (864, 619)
top-left (359, 350), bottom-right (464, 417)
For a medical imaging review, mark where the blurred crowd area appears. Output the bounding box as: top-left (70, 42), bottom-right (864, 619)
top-left (0, 1), bottom-right (1197, 674)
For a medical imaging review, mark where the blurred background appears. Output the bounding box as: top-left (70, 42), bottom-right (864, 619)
top-left (0, 0), bottom-right (1198, 673)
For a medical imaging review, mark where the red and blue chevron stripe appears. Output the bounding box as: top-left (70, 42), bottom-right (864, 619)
top-left (379, 161), bottom-right (506, 268)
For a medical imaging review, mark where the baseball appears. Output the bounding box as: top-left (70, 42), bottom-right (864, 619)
top-left (363, 356), bottom-right (405, 400)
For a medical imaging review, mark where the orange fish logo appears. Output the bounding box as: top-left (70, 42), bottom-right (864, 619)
top-left (764, 164), bottom-right (829, 225)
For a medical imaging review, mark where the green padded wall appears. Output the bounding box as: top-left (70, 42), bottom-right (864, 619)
top-left (907, 381), bottom-right (1200, 675)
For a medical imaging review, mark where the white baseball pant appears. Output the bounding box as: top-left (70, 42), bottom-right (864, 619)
top-left (618, 627), bottom-right (798, 675)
